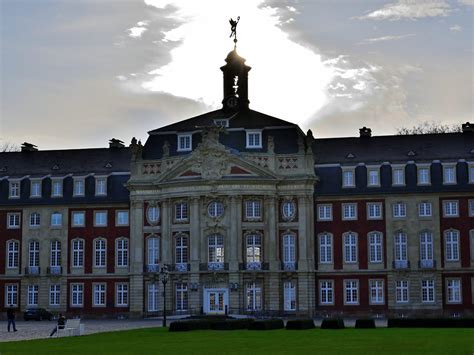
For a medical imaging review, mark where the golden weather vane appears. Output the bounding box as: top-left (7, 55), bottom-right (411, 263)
top-left (229, 16), bottom-right (240, 47)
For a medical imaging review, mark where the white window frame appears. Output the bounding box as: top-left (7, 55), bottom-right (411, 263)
top-left (28, 240), bottom-right (40, 267)
top-left (392, 202), bottom-right (406, 218)
top-left (95, 176), bottom-right (107, 196)
top-left (246, 282), bottom-right (262, 311)
top-left (342, 168), bottom-right (355, 188)
top-left (73, 178), bottom-right (85, 197)
top-left (319, 280), bottom-right (334, 305)
top-left (5, 284), bottom-right (18, 307)
top-left (51, 178), bottom-right (63, 197)
top-left (71, 211), bottom-right (85, 227)
top-left (246, 130), bottom-right (262, 149)
top-left (343, 232), bottom-right (358, 263)
top-left (368, 231), bottom-right (383, 263)
top-left (367, 166), bottom-right (380, 187)
top-left (317, 204), bottom-right (332, 221)
top-left (445, 229), bottom-right (460, 262)
top-left (50, 240), bottom-right (61, 267)
top-left (392, 165), bottom-right (405, 186)
top-left (420, 231), bottom-right (434, 263)
top-left (7, 212), bottom-right (21, 229)
top-left (116, 238), bottom-right (129, 267)
top-left (246, 233), bottom-right (262, 264)
top-left (7, 240), bottom-right (19, 269)
top-left (245, 200), bottom-right (262, 220)
top-left (175, 234), bottom-right (188, 264)
top-left (116, 283), bottom-right (128, 307)
top-left (395, 280), bottom-right (409, 303)
top-left (49, 284), bottom-right (61, 306)
top-left (147, 236), bottom-right (160, 267)
top-left (175, 283), bottom-right (188, 311)
top-left (146, 205), bottom-right (160, 225)
top-left (446, 279), bottom-right (462, 304)
top-left (421, 279), bottom-right (435, 303)
top-left (93, 283), bottom-right (106, 307)
top-left (342, 203), bottom-right (357, 221)
top-left (344, 280), bottom-right (359, 305)
top-left (283, 281), bottom-right (297, 311)
top-left (283, 233), bottom-right (296, 264)
top-left (319, 233), bottom-right (333, 264)
top-left (9, 181), bottom-right (20, 199)
top-left (174, 202), bottom-right (189, 222)
top-left (469, 163), bottom-right (474, 184)
top-left (367, 202), bottom-right (382, 220)
top-left (177, 134), bottom-right (192, 152)
top-left (50, 212), bottom-right (62, 227)
top-left (417, 165), bottom-right (431, 186)
top-left (71, 239), bottom-right (84, 268)
top-left (116, 210), bottom-right (129, 226)
top-left (394, 232), bottom-right (408, 263)
top-left (30, 179), bottom-right (42, 198)
top-left (94, 210), bottom-right (108, 227)
top-left (443, 200), bottom-right (459, 218)
top-left (208, 201), bottom-right (224, 218)
top-left (281, 200), bottom-right (296, 220)
top-left (442, 164), bottom-right (457, 185)
top-left (30, 212), bottom-right (41, 227)
top-left (148, 283), bottom-right (159, 312)
top-left (27, 285), bottom-right (39, 306)
top-left (369, 279), bottom-right (384, 305)
top-left (418, 202), bottom-right (432, 217)
top-left (94, 238), bottom-right (107, 268)
top-left (208, 234), bottom-right (224, 263)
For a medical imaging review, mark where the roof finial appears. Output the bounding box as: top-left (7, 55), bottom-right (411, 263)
top-left (229, 16), bottom-right (240, 49)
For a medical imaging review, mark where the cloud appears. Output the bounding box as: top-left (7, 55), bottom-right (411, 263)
top-left (458, 0), bottom-right (474, 5)
top-left (128, 20), bottom-right (149, 38)
top-left (358, 34), bottom-right (415, 45)
top-left (357, 0), bottom-right (451, 21)
top-left (450, 24), bottom-right (462, 31)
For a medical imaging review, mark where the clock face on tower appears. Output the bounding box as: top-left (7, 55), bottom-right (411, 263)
top-left (225, 96), bottom-right (239, 109)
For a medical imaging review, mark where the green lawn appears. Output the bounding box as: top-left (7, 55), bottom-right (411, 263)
top-left (1, 328), bottom-right (473, 354)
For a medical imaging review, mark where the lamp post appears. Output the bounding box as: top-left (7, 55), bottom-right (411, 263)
top-left (160, 265), bottom-right (169, 327)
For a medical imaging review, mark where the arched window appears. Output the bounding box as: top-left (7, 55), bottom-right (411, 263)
top-left (29, 240), bottom-right (40, 267)
top-left (394, 231), bottom-right (408, 268)
top-left (368, 232), bottom-right (382, 263)
top-left (445, 230), bottom-right (459, 261)
top-left (420, 231), bottom-right (433, 267)
top-left (116, 238), bottom-right (129, 267)
top-left (6, 240), bottom-right (19, 268)
top-left (319, 233), bottom-right (332, 264)
top-left (71, 239), bottom-right (84, 267)
top-left (343, 232), bottom-right (357, 263)
top-left (50, 240), bottom-right (61, 267)
top-left (94, 238), bottom-right (106, 268)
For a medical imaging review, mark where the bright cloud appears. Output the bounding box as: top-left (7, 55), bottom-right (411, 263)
top-left (450, 24), bottom-right (462, 31)
top-left (358, 34), bottom-right (415, 44)
top-left (458, 0), bottom-right (474, 5)
top-left (128, 20), bottom-right (149, 38)
top-left (357, 0), bottom-right (451, 21)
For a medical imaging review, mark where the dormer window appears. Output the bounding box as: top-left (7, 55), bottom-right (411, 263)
top-left (30, 180), bottom-right (42, 198)
top-left (95, 177), bottom-right (107, 196)
top-left (9, 181), bottom-right (20, 199)
top-left (51, 179), bottom-right (63, 197)
top-left (177, 134), bottom-right (192, 152)
top-left (246, 130), bottom-right (262, 149)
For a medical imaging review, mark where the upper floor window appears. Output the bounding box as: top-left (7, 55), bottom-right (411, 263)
top-left (30, 212), bottom-right (40, 227)
top-left (73, 178), bottom-right (85, 197)
top-left (95, 177), bottom-right (107, 196)
top-left (343, 232), bottom-right (358, 263)
top-left (208, 201), bottom-right (224, 218)
top-left (246, 233), bottom-right (262, 264)
top-left (9, 181), bottom-right (20, 198)
top-left (30, 180), bottom-right (42, 198)
top-left (367, 167), bottom-right (380, 187)
top-left (94, 211), bottom-right (107, 227)
top-left (392, 202), bottom-right (406, 218)
top-left (71, 211), bottom-right (85, 227)
top-left (28, 240), bottom-right (40, 267)
top-left (116, 211), bottom-right (129, 226)
top-left (281, 200), bottom-right (296, 221)
top-left (443, 200), bottom-right (459, 217)
top-left (50, 240), bottom-right (61, 267)
top-left (116, 238), bottom-right (129, 267)
top-left (417, 166), bottom-right (431, 185)
top-left (51, 179), bottom-right (63, 197)
top-left (51, 212), bottom-right (62, 227)
top-left (177, 134), bottom-right (192, 152)
top-left (208, 234), bottom-right (224, 263)
top-left (469, 164), bottom-right (474, 183)
top-left (245, 200), bottom-right (262, 220)
top-left (469, 200), bottom-right (474, 217)
top-left (445, 230), bottom-right (459, 262)
top-left (7, 213), bottom-right (21, 229)
top-left (319, 233), bottom-right (332, 264)
top-left (7, 240), bottom-right (19, 269)
top-left (175, 202), bottom-right (188, 222)
top-left (282, 233), bottom-right (296, 264)
top-left (147, 236), bottom-right (160, 266)
top-left (71, 239), bottom-right (84, 267)
top-left (94, 239), bottom-right (106, 268)
top-left (146, 205), bottom-right (160, 225)
top-left (175, 234), bottom-right (188, 264)
top-left (420, 231), bottom-right (433, 262)
top-left (368, 232), bottom-right (383, 263)
top-left (317, 204), bottom-right (332, 221)
top-left (342, 169), bottom-right (355, 188)
top-left (443, 165), bottom-right (456, 184)
top-left (392, 166), bottom-right (405, 186)
top-left (246, 130), bottom-right (262, 149)
top-left (342, 203), bottom-right (357, 220)
top-left (367, 203), bottom-right (382, 220)
top-left (394, 232), bottom-right (408, 262)
top-left (418, 202), bottom-right (432, 217)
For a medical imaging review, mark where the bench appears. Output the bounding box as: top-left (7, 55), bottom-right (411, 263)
top-left (56, 319), bottom-right (85, 337)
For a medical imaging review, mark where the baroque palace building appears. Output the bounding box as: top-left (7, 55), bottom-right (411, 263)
top-left (1, 44), bottom-right (473, 319)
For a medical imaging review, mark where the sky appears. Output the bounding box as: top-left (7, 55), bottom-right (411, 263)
top-left (1, 0), bottom-right (473, 150)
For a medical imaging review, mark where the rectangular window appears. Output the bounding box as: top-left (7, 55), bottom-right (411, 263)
top-left (367, 168), bottom-right (380, 186)
top-left (5, 284), bottom-right (18, 307)
top-left (344, 233), bottom-right (358, 263)
top-left (342, 169), bottom-right (355, 188)
top-left (175, 202), bottom-right (189, 222)
top-left (50, 212), bottom-right (62, 227)
top-left (445, 230), bottom-right (459, 261)
top-left (342, 203), bottom-right (357, 220)
top-left (50, 240), bottom-right (61, 267)
top-left (7, 241), bottom-right (19, 268)
top-left (208, 235), bottom-right (224, 263)
top-left (94, 211), bottom-right (108, 227)
top-left (246, 282), bottom-right (262, 311)
top-left (28, 285), bottom-right (39, 306)
top-left (367, 203), bottom-right (382, 220)
top-left (94, 239), bottom-right (106, 268)
top-left (7, 213), bottom-right (21, 229)
top-left (148, 283), bottom-right (159, 312)
top-left (246, 234), bottom-right (262, 264)
top-left (51, 179), bottom-right (63, 197)
top-left (319, 233), bottom-right (333, 264)
top-left (392, 167), bottom-right (405, 186)
top-left (176, 283), bottom-right (188, 311)
top-left (394, 232), bottom-right (408, 264)
top-left (71, 284), bottom-right (84, 307)
top-left (50, 285), bottom-right (60, 306)
top-left (392, 202), bottom-right (406, 218)
top-left (28, 241), bottom-right (40, 267)
top-left (116, 283), bottom-right (128, 307)
top-left (469, 164), bottom-right (474, 183)
top-left (30, 180), bottom-right (42, 198)
top-left (73, 178), bottom-right (85, 197)
top-left (443, 201), bottom-right (459, 217)
top-left (93, 283), bottom-right (106, 306)
top-left (443, 165), bottom-right (456, 184)
top-left (319, 280), bottom-right (334, 305)
top-left (283, 234), bottom-right (296, 264)
top-left (95, 177), bottom-right (107, 196)
top-left (283, 281), bottom-right (296, 311)
top-left (175, 235), bottom-right (188, 264)
top-left (469, 200), bottom-right (474, 217)
top-left (421, 280), bottom-right (435, 303)
top-left (245, 200), bottom-right (262, 220)
top-left (30, 212), bottom-right (40, 227)
top-left (368, 232), bottom-right (383, 263)
top-left (417, 166), bottom-right (431, 185)
top-left (418, 202), bottom-right (432, 217)
top-left (369, 280), bottom-right (384, 304)
top-left (72, 239), bottom-right (84, 268)
top-left (317, 204), bottom-right (332, 221)
top-left (9, 181), bottom-right (20, 198)
top-left (177, 134), bottom-right (192, 152)
top-left (395, 280), bottom-right (409, 303)
top-left (446, 279), bottom-right (461, 303)
top-left (116, 211), bottom-right (129, 226)
top-left (116, 239), bottom-right (129, 267)
top-left (71, 211), bottom-right (85, 227)
top-left (246, 131), bottom-right (262, 148)
top-left (420, 231), bottom-right (433, 265)
top-left (344, 280), bottom-right (359, 305)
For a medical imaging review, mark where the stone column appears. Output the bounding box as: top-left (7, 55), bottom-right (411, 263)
top-left (229, 196), bottom-right (239, 271)
top-left (129, 199), bottom-right (144, 317)
top-left (161, 199), bottom-right (171, 264)
top-left (189, 197), bottom-right (201, 314)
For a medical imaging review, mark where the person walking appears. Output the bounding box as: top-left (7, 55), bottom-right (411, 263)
top-left (7, 305), bottom-right (18, 332)
top-left (50, 313), bottom-right (66, 337)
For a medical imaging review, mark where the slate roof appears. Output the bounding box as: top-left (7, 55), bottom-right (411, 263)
top-left (0, 147), bottom-right (131, 178)
top-left (313, 132), bottom-right (474, 164)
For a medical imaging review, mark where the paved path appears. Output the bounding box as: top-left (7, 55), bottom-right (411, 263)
top-left (0, 319), bottom-right (163, 343)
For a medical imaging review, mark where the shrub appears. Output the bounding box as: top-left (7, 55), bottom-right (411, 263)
top-left (320, 319), bottom-right (345, 329)
top-left (169, 319), bottom-right (212, 332)
top-left (355, 319), bottom-right (376, 329)
top-left (286, 319), bottom-right (315, 330)
top-left (248, 319), bottom-right (284, 330)
top-left (387, 318), bottom-right (474, 328)
top-left (210, 318), bottom-right (254, 330)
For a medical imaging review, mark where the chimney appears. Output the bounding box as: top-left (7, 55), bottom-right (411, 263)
top-left (359, 127), bottom-right (372, 138)
top-left (109, 138), bottom-right (125, 148)
top-left (21, 142), bottom-right (38, 152)
top-left (462, 122), bottom-right (473, 133)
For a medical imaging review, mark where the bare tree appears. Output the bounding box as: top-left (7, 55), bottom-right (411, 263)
top-left (1, 142), bottom-right (20, 152)
top-left (396, 121), bottom-right (462, 135)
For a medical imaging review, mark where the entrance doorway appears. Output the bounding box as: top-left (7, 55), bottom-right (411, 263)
top-left (203, 288), bottom-right (228, 314)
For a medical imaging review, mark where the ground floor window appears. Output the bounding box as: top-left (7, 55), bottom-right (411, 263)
top-left (446, 279), bottom-right (461, 303)
top-left (176, 283), bottom-right (188, 311)
top-left (421, 280), bottom-right (435, 303)
top-left (148, 283), bottom-right (159, 312)
top-left (71, 283), bottom-right (84, 307)
top-left (50, 284), bottom-right (60, 306)
top-left (246, 282), bottom-right (262, 311)
top-left (344, 280), bottom-right (358, 305)
top-left (395, 280), bottom-right (409, 303)
top-left (369, 280), bottom-right (384, 304)
top-left (283, 281), bottom-right (296, 311)
top-left (93, 283), bottom-right (106, 307)
top-left (116, 283), bottom-right (128, 307)
top-left (28, 285), bottom-right (39, 306)
top-left (319, 280), bottom-right (334, 305)
top-left (6, 284), bottom-right (18, 307)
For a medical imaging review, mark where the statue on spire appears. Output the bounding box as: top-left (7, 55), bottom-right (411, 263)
top-left (229, 16), bottom-right (240, 46)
